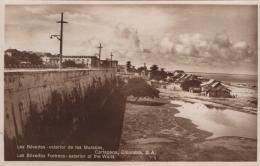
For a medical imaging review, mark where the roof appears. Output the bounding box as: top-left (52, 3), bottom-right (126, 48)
top-left (180, 74), bottom-right (190, 81)
top-left (202, 80), bottom-right (231, 92)
top-left (189, 75), bottom-right (198, 80)
top-left (174, 70), bottom-right (184, 73)
top-left (174, 73), bottom-right (187, 83)
top-left (63, 55), bottom-right (98, 59)
top-left (100, 59), bottom-right (118, 63)
top-left (173, 73), bottom-right (183, 78)
top-left (184, 74), bottom-right (192, 80)
top-left (201, 79), bottom-right (217, 86)
top-left (211, 81), bottom-right (221, 88)
top-left (207, 85), bottom-right (231, 92)
top-left (179, 73), bottom-right (187, 79)
top-left (173, 70), bottom-right (185, 77)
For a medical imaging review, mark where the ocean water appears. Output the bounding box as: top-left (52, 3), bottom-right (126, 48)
top-left (187, 72), bottom-right (257, 84)
top-left (171, 100), bottom-right (257, 139)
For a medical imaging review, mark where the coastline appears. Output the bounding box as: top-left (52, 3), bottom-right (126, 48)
top-left (119, 88), bottom-right (257, 161)
top-left (119, 98), bottom-right (256, 161)
top-left (159, 82), bottom-right (258, 115)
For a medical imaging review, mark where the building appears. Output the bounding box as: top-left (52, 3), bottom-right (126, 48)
top-left (201, 79), bottom-right (231, 98)
top-left (166, 83), bottom-right (182, 91)
top-left (189, 87), bottom-right (201, 93)
top-left (140, 70), bottom-right (149, 79)
top-left (197, 76), bottom-right (209, 82)
top-left (49, 56), bottom-right (60, 66)
top-left (173, 70), bottom-right (185, 77)
top-left (62, 55), bottom-right (99, 68)
top-left (40, 55), bottom-right (59, 67)
top-left (44, 55), bottom-right (119, 68)
top-left (117, 65), bottom-right (127, 73)
top-left (174, 73), bottom-right (188, 84)
top-left (150, 80), bottom-right (167, 89)
top-left (174, 74), bottom-right (199, 84)
top-left (5, 51), bottom-right (12, 57)
top-left (41, 54), bottom-right (57, 65)
top-left (41, 56), bottom-right (51, 64)
top-left (111, 60), bottom-right (118, 68)
top-left (100, 59), bottom-right (118, 68)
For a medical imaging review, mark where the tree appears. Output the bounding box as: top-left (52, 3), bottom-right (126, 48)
top-left (150, 64), bottom-right (159, 72)
top-left (131, 65), bottom-right (137, 73)
top-left (149, 64), bottom-right (158, 80)
top-left (136, 66), bottom-right (147, 74)
top-left (4, 49), bottom-right (43, 66)
top-left (4, 55), bottom-right (19, 66)
top-left (123, 78), bottom-right (159, 101)
top-left (28, 53), bottom-right (42, 65)
top-left (159, 68), bottom-right (167, 80)
top-left (149, 65), bottom-right (168, 80)
top-left (126, 61), bottom-right (131, 72)
top-left (180, 80), bottom-right (201, 91)
top-left (166, 72), bottom-right (173, 77)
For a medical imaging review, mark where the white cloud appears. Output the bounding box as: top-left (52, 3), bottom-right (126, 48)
top-left (5, 5), bottom-right (257, 74)
top-left (160, 37), bottom-right (174, 53)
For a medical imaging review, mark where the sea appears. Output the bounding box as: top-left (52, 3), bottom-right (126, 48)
top-left (187, 72), bottom-right (257, 85)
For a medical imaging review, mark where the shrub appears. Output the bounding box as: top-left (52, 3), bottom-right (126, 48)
top-left (123, 78), bottom-right (159, 101)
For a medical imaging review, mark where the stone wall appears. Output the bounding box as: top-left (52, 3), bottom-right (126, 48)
top-left (4, 69), bottom-right (116, 140)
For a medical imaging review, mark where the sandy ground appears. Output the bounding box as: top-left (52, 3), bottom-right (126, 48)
top-left (119, 97), bottom-right (257, 161)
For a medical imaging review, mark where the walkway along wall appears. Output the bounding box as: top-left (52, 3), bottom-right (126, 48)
top-left (4, 69), bottom-right (126, 160)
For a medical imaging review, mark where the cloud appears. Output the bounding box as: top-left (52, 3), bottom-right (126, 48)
top-left (114, 23), bottom-right (143, 52)
top-left (213, 32), bottom-right (232, 48)
top-left (160, 37), bottom-right (174, 53)
top-left (5, 5), bottom-right (257, 74)
top-left (153, 32), bottom-right (256, 66)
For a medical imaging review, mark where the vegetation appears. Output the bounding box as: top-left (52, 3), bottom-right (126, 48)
top-left (149, 64), bottom-right (168, 81)
top-left (180, 79), bottom-right (202, 91)
top-left (123, 78), bottom-right (159, 101)
top-left (136, 66), bottom-right (147, 74)
top-left (126, 61), bottom-right (131, 71)
top-left (126, 61), bottom-right (136, 72)
top-left (4, 49), bottom-right (43, 66)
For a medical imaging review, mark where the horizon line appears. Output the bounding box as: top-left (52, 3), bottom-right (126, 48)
top-left (185, 71), bottom-right (257, 76)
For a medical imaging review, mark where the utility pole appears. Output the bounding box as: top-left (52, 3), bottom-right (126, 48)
top-left (96, 43), bottom-right (103, 68)
top-left (97, 43), bottom-right (103, 61)
top-left (50, 12), bottom-right (68, 69)
top-left (110, 52), bottom-right (113, 68)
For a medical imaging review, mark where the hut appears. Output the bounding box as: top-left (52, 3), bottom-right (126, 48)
top-left (189, 87), bottom-right (201, 93)
top-left (174, 73), bottom-right (188, 84)
top-left (174, 74), bottom-right (198, 84)
top-left (166, 83), bottom-right (181, 91)
top-left (201, 79), bottom-right (231, 98)
top-left (173, 70), bottom-right (185, 77)
top-left (150, 80), bottom-right (168, 89)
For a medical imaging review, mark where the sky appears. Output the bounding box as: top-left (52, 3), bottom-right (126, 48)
top-left (5, 4), bottom-right (258, 74)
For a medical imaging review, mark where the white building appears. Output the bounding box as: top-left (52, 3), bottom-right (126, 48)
top-left (63, 55), bottom-right (99, 68)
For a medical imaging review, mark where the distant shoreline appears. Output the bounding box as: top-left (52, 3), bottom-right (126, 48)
top-left (186, 71), bottom-right (257, 77)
